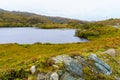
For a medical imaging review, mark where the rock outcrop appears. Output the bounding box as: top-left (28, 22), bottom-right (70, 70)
top-left (103, 48), bottom-right (116, 57)
top-left (64, 59), bottom-right (83, 77)
top-left (52, 55), bottom-right (73, 64)
top-left (50, 72), bottom-right (59, 80)
top-left (60, 72), bottom-right (83, 80)
top-left (89, 54), bottom-right (112, 75)
top-left (30, 65), bottom-right (36, 74)
top-left (30, 53), bottom-right (113, 80)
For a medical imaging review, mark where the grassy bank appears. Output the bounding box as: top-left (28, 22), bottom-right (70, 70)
top-left (1, 16), bottom-right (120, 79)
top-left (0, 35), bottom-right (120, 79)
top-left (75, 23), bottom-right (120, 40)
top-left (0, 22), bottom-right (120, 79)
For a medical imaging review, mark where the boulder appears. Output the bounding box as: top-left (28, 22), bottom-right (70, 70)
top-left (89, 54), bottom-right (112, 75)
top-left (52, 55), bottom-right (83, 77)
top-left (30, 65), bottom-right (36, 74)
top-left (57, 70), bottom-right (63, 76)
top-left (52, 55), bottom-right (73, 64)
top-left (50, 72), bottom-right (59, 80)
top-left (115, 77), bottom-right (120, 80)
top-left (76, 56), bottom-right (87, 66)
top-left (94, 62), bottom-right (112, 75)
top-left (52, 64), bottom-right (59, 69)
top-left (60, 72), bottom-right (83, 80)
top-left (104, 49), bottom-right (116, 57)
top-left (64, 59), bottom-right (83, 77)
top-left (37, 73), bottom-right (46, 80)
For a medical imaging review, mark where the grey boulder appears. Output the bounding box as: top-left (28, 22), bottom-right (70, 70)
top-left (64, 59), bottom-right (83, 77)
top-left (30, 65), bottom-right (36, 74)
top-left (50, 72), bottom-right (59, 80)
top-left (60, 72), bottom-right (83, 80)
top-left (89, 54), bottom-right (112, 75)
top-left (104, 48), bottom-right (116, 57)
top-left (52, 54), bottom-right (73, 64)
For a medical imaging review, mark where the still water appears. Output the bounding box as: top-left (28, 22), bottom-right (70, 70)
top-left (0, 27), bottom-right (88, 44)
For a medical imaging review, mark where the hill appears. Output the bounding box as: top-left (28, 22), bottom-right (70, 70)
top-left (1, 9), bottom-right (120, 29)
top-left (0, 9), bottom-right (86, 28)
top-left (95, 18), bottom-right (120, 26)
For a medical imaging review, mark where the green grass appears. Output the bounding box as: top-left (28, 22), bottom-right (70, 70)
top-left (0, 22), bottom-right (120, 79)
top-left (0, 35), bottom-right (120, 79)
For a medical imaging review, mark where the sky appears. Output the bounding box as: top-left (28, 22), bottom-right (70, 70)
top-left (0, 0), bottom-right (120, 21)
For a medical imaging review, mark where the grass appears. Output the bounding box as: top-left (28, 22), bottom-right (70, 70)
top-left (0, 35), bottom-right (120, 79)
top-left (0, 23), bottom-right (120, 79)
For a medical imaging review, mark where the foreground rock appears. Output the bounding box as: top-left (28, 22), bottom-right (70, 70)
top-left (30, 65), bottom-right (36, 74)
top-left (89, 54), bottom-right (112, 75)
top-left (29, 53), bottom-right (113, 80)
top-left (115, 76), bottom-right (120, 80)
top-left (60, 72), bottom-right (83, 80)
top-left (37, 73), bottom-right (45, 80)
top-left (50, 72), bottom-right (59, 80)
top-left (52, 55), bottom-right (73, 64)
top-left (104, 48), bottom-right (116, 57)
top-left (52, 54), bottom-right (83, 78)
top-left (64, 59), bottom-right (83, 77)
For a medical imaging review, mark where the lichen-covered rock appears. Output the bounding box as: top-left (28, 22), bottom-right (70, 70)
top-left (94, 62), bottom-right (112, 75)
top-left (60, 72), bottom-right (83, 80)
top-left (37, 73), bottom-right (47, 80)
top-left (30, 65), bottom-right (36, 74)
top-left (115, 77), bottom-right (120, 80)
top-left (57, 70), bottom-right (63, 76)
top-left (52, 64), bottom-right (59, 69)
top-left (50, 72), bottom-right (59, 80)
top-left (75, 56), bottom-right (87, 66)
top-left (64, 59), bottom-right (83, 77)
top-left (89, 54), bottom-right (112, 75)
top-left (52, 55), bottom-right (73, 64)
top-left (104, 48), bottom-right (116, 57)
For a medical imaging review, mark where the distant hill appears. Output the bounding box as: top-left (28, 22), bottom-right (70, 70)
top-left (0, 9), bottom-right (120, 28)
top-left (0, 9), bottom-right (4, 12)
top-left (95, 18), bottom-right (120, 26)
top-left (0, 9), bottom-right (87, 28)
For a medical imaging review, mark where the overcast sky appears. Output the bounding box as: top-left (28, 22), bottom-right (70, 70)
top-left (0, 0), bottom-right (120, 21)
